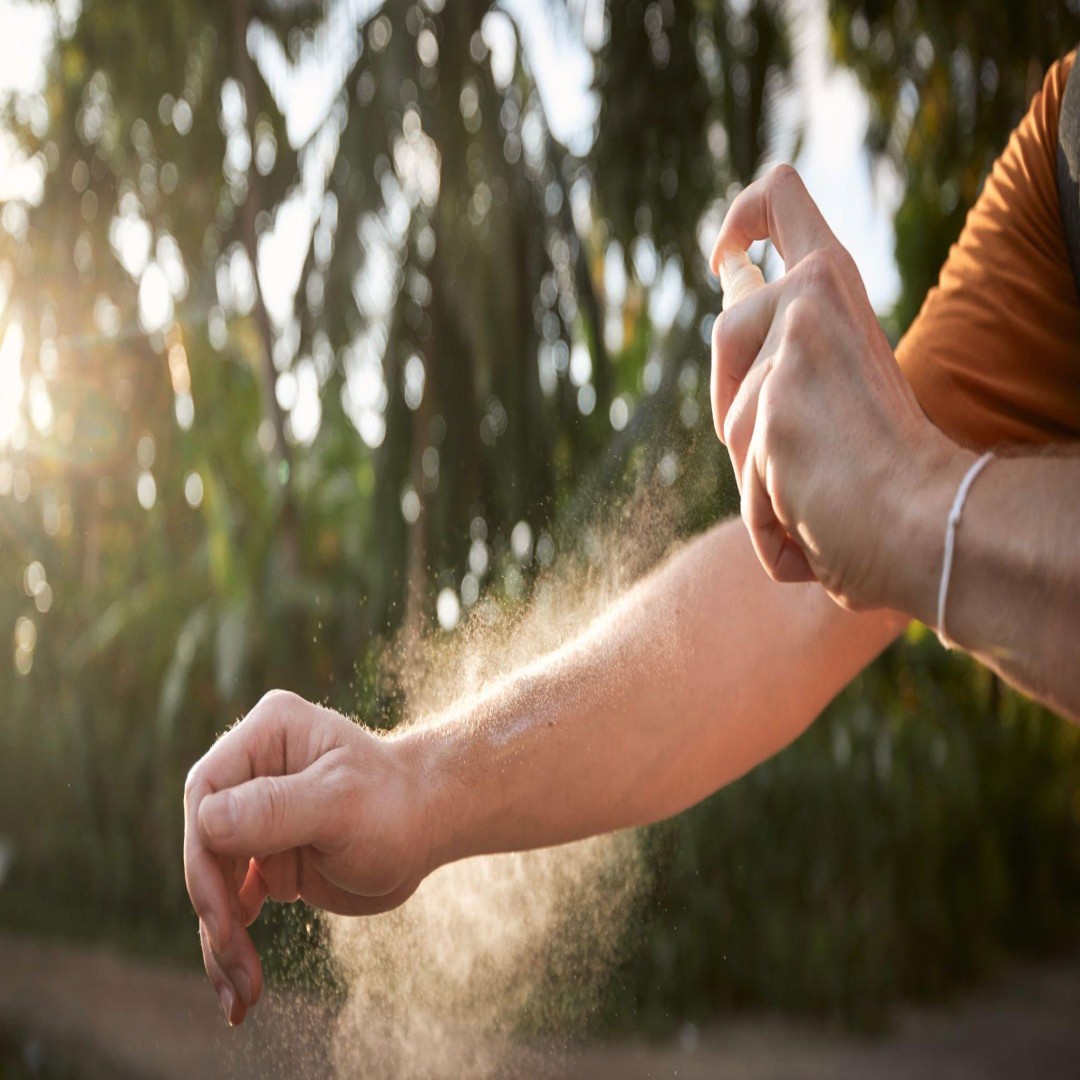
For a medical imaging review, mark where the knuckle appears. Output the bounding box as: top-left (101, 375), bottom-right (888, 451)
top-left (758, 380), bottom-right (791, 455)
top-left (798, 248), bottom-right (835, 291)
top-left (324, 768), bottom-right (356, 839)
top-left (256, 688), bottom-right (301, 716)
top-left (262, 775), bottom-right (290, 832)
top-left (783, 296), bottom-right (817, 341)
top-left (250, 690), bottom-right (309, 750)
top-left (833, 244), bottom-right (858, 280)
top-left (798, 244), bottom-right (855, 295)
top-left (184, 764), bottom-right (203, 806)
top-left (769, 162), bottom-right (801, 192)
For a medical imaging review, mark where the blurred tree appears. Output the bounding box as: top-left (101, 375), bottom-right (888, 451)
top-left (0, 0), bottom-right (794, 926)
top-left (593, 0), bottom-right (794, 267)
top-left (289, 0), bottom-right (795, 636)
top-left (0, 0), bottom-right (304, 916)
top-left (828, 0), bottom-right (1080, 334)
top-left (3, 0), bottom-right (1078, 1033)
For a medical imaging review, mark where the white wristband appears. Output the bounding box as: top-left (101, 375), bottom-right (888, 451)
top-left (936, 451), bottom-right (994, 650)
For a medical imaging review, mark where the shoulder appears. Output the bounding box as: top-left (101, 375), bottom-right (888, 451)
top-left (896, 50), bottom-right (1080, 449)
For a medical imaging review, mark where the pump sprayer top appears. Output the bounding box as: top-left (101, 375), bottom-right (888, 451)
top-left (719, 250), bottom-right (766, 311)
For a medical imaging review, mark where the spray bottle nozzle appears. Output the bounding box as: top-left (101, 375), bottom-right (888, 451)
top-left (719, 250), bottom-right (766, 311)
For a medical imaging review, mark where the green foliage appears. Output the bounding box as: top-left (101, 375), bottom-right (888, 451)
top-left (593, 0), bottom-right (794, 268)
top-left (0, 0), bottom-right (1079, 1034)
top-left (0, 0), bottom-right (769, 933)
top-left (828, 0), bottom-right (1080, 336)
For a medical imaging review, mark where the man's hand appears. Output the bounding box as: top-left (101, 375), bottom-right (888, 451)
top-left (183, 690), bottom-right (433, 1025)
top-left (709, 164), bottom-right (969, 612)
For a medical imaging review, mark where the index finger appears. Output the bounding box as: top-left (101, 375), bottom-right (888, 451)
top-left (710, 164), bottom-right (836, 274)
top-left (710, 277), bottom-right (783, 442)
top-left (183, 706), bottom-right (282, 951)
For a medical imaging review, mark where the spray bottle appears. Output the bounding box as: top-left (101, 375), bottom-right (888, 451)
top-left (718, 250), bottom-right (766, 311)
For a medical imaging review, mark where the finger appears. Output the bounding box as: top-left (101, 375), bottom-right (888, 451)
top-left (710, 164), bottom-right (835, 274)
top-left (207, 916), bottom-right (264, 1019)
top-left (184, 791), bottom-right (248, 954)
top-left (239, 860), bottom-right (269, 926)
top-left (774, 537), bottom-right (816, 583)
top-left (763, 499), bottom-right (816, 583)
top-left (184, 794), bottom-right (236, 955)
top-left (189, 714), bottom-right (278, 811)
top-left (301, 863), bottom-right (418, 917)
top-left (254, 851), bottom-right (301, 904)
top-left (201, 920), bottom-right (247, 1027)
top-left (199, 769), bottom-right (333, 860)
top-left (720, 358), bottom-right (770, 487)
top-left (233, 856), bottom-right (249, 894)
top-left (743, 441), bottom-right (814, 584)
top-left (183, 699), bottom-right (291, 951)
top-left (710, 283), bottom-right (782, 442)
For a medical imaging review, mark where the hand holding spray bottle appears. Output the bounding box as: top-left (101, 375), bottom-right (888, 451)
top-left (716, 248), bottom-right (808, 571)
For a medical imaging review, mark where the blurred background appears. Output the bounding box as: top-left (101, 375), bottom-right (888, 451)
top-left (3, 0), bottom-right (1080, 1075)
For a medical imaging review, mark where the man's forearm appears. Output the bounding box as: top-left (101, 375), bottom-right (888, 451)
top-left (401, 519), bottom-right (903, 869)
top-left (890, 447), bottom-right (1080, 721)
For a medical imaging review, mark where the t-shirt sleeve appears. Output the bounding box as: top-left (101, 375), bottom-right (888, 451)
top-left (895, 51), bottom-right (1080, 449)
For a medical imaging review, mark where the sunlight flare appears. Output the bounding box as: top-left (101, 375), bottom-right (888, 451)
top-left (0, 321), bottom-right (25, 448)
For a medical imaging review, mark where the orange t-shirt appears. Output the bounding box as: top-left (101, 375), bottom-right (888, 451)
top-left (896, 51), bottom-right (1080, 449)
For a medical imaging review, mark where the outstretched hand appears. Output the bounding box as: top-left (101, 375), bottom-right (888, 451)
top-left (709, 164), bottom-right (963, 613)
top-left (183, 690), bottom-right (432, 1025)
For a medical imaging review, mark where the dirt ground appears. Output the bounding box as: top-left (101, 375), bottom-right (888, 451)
top-left (3, 931), bottom-right (1080, 1079)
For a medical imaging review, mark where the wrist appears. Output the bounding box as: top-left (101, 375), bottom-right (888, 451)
top-left (391, 722), bottom-right (462, 876)
top-left (880, 426), bottom-right (976, 625)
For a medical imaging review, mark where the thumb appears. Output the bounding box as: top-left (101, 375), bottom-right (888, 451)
top-left (198, 771), bottom-right (329, 859)
top-left (711, 164), bottom-right (835, 270)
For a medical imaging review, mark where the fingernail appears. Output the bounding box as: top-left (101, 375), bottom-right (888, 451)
top-left (220, 984), bottom-right (235, 1025)
top-left (204, 792), bottom-right (238, 841)
top-left (232, 967), bottom-right (252, 1006)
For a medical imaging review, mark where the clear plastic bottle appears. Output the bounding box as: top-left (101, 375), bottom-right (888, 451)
top-left (719, 250), bottom-right (766, 311)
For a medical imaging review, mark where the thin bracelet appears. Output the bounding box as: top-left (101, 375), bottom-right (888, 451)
top-left (936, 451), bottom-right (994, 650)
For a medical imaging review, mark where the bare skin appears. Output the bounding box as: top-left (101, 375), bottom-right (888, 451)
top-left (185, 529), bottom-right (903, 1024)
top-left (709, 164), bottom-right (1080, 718)
top-left (184, 165), bottom-right (1080, 1025)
